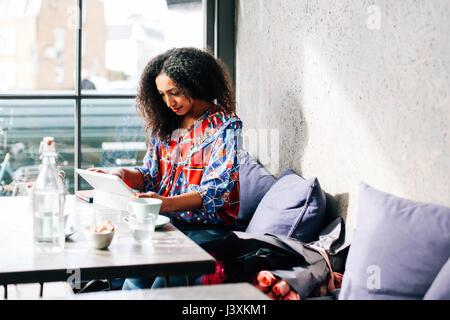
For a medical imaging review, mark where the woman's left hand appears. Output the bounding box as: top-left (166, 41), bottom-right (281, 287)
top-left (130, 191), bottom-right (201, 214)
top-left (131, 191), bottom-right (163, 200)
top-left (131, 192), bottom-right (169, 212)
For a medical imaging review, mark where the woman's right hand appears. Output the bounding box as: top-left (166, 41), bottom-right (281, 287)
top-left (87, 167), bottom-right (143, 190)
top-left (109, 167), bottom-right (127, 181)
top-left (87, 168), bottom-right (107, 174)
top-left (110, 168), bottom-right (144, 190)
top-left (87, 167), bottom-right (125, 180)
top-left (87, 167), bottom-right (127, 184)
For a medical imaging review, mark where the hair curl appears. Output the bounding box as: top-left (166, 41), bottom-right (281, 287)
top-left (136, 47), bottom-right (235, 141)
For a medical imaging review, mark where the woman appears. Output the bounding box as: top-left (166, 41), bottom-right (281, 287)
top-left (113, 47), bottom-right (242, 289)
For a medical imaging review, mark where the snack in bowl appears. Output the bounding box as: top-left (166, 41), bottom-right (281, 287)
top-left (84, 220), bottom-right (115, 249)
top-left (86, 220), bottom-right (115, 233)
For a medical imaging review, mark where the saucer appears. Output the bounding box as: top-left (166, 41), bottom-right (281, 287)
top-left (122, 215), bottom-right (170, 228)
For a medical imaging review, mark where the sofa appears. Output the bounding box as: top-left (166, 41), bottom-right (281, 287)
top-left (235, 151), bottom-right (450, 300)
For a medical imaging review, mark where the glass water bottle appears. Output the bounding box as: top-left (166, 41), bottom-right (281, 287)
top-left (32, 137), bottom-right (66, 253)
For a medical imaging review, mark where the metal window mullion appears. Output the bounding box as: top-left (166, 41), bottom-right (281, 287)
top-left (0, 94), bottom-right (77, 99)
top-left (0, 94), bottom-right (136, 100)
top-left (79, 94), bottom-right (136, 99)
top-left (214, 0), bottom-right (235, 87)
top-left (74, 0), bottom-right (83, 191)
top-left (203, 0), bottom-right (215, 52)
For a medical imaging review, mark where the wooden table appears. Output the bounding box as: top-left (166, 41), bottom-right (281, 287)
top-left (0, 195), bottom-right (216, 298)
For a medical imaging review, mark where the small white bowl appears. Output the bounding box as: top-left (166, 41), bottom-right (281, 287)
top-left (84, 227), bottom-right (115, 250)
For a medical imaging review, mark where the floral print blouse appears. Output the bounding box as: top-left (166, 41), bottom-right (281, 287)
top-left (137, 105), bottom-right (242, 225)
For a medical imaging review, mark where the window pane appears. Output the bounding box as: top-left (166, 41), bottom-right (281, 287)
top-left (80, 99), bottom-right (146, 189)
top-left (0, 0), bottom-right (76, 93)
top-left (81, 0), bottom-right (204, 94)
top-left (0, 99), bottom-right (75, 196)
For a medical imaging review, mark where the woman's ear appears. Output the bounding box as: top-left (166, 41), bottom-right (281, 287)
top-left (181, 89), bottom-right (192, 103)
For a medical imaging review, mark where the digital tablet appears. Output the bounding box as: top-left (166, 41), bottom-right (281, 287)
top-left (75, 168), bottom-right (134, 196)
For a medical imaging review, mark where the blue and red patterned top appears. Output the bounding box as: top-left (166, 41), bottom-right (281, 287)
top-left (137, 105), bottom-right (242, 225)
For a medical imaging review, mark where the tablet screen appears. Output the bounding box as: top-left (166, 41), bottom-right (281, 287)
top-left (75, 168), bottom-right (135, 196)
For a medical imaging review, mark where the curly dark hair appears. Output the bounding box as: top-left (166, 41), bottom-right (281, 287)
top-left (136, 47), bottom-right (235, 141)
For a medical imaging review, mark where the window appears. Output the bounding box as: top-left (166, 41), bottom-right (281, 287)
top-left (0, 99), bottom-right (75, 193)
top-left (0, 0), bottom-right (204, 195)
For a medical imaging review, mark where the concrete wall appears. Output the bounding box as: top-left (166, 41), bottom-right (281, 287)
top-left (235, 0), bottom-right (450, 228)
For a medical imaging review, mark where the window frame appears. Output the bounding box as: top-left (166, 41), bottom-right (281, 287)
top-left (0, 0), bottom-right (234, 191)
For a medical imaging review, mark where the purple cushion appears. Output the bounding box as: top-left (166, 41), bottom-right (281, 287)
top-left (339, 183), bottom-right (450, 300)
top-left (236, 152), bottom-right (276, 229)
top-left (423, 257), bottom-right (450, 300)
top-left (245, 169), bottom-right (327, 243)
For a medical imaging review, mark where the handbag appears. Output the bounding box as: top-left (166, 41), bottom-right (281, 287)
top-left (200, 217), bottom-right (349, 298)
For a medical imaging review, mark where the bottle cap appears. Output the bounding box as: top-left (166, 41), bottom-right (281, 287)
top-left (39, 136), bottom-right (57, 158)
top-left (43, 137), bottom-right (54, 145)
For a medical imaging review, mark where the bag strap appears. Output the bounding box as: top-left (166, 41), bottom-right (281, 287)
top-left (308, 244), bottom-right (342, 292)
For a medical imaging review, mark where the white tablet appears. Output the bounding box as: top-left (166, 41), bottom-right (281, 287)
top-left (75, 168), bottom-right (134, 196)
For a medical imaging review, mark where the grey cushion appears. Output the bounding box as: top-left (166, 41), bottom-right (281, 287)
top-left (235, 151), bottom-right (276, 230)
top-left (423, 257), bottom-right (450, 300)
top-left (339, 182), bottom-right (450, 300)
top-left (245, 169), bottom-right (327, 243)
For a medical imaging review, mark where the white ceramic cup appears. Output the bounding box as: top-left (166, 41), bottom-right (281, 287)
top-left (127, 198), bottom-right (162, 221)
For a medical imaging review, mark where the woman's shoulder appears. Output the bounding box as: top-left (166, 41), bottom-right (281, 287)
top-left (206, 105), bottom-right (242, 129)
top-left (189, 106), bottom-right (242, 149)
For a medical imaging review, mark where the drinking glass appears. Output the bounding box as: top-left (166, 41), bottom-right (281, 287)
top-left (129, 214), bottom-right (156, 244)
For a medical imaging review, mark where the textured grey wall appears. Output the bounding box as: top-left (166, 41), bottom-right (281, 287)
top-left (235, 0), bottom-right (450, 227)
